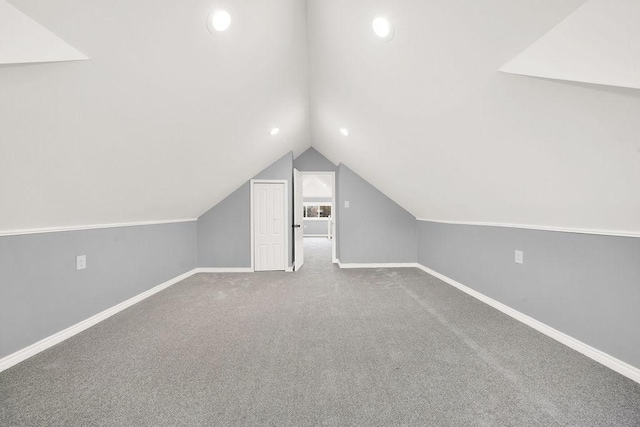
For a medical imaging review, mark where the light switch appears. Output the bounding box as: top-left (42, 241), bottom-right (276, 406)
top-left (515, 250), bottom-right (523, 265)
top-left (345, 201), bottom-right (350, 208)
top-left (77, 255), bottom-right (87, 270)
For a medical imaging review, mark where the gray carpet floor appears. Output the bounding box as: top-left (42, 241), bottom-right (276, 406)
top-left (1, 238), bottom-right (639, 426)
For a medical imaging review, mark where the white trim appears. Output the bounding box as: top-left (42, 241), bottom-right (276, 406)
top-left (285, 266), bottom-right (294, 273)
top-left (304, 234), bottom-right (331, 238)
top-left (417, 218), bottom-right (640, 239)
top-left (0, 219), bottom-right (198, 237)
top-left (414, 263), bottom-right (640, 385)
top-left (338, 261), bottom-right (419, 269)
top-left (0, 268), bottom-right (200, 373)
top-left (250, 179), bottom-right (290, 272)
top-left (196, 268), bottom-right (253, 273)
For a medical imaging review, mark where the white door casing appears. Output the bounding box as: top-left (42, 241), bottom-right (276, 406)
top-left (293, 169), bottom-right (304, 271)
top-left (299, 171), bottom-right (337, 263)
top-left (253, 182), bottom-right (286, 271)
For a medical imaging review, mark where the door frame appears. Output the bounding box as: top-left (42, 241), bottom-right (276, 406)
top-left (250, 179), bottom-right (289, 272)
top-left (299, 171), bottom-right (337, 264)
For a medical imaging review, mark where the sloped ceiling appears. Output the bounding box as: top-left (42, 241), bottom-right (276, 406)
top-left (501, 0), bottom-right (640, 90)
top-left (0, 0), bottom-right (87, 64)
top-left (307, 0), bottom-right (640, 233)
top-left (0, 0), bottom-right (310, 232)
top-left (2, 0), bottom-right (640, 235)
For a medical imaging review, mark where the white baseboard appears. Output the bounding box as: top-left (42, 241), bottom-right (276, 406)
top-left (197, 267), bottom-right (293, 273)
top-left (414, 263), bottom-right (640, 385)
top-left (5, 262), bottom-right (637, 385)
top-left (196, 267), bottom-right (292, 273)
top-left (196, 267), bottom-right (253, 273)
top-left (0, 268), bottom-right (199, 373)
top-left (338, 261), bottom-right (419, 269)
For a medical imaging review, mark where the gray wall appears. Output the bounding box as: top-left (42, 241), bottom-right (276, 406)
top-left (200, 147), bottom-right (425, 267)
top-left (198, 152), bottom-right (294, 268)
top-left (196, 182), bottom-right (251, 268)
top-left (337, 164), bottom-right (417, 263)
top-left (293, 147), bottom-right (337, 172)
top-left (304, 219), bottom-right (331, 236)
top-left (417, 220), bottom-right (640, 369)
top-left (0, 221), bottom-right (197, 359)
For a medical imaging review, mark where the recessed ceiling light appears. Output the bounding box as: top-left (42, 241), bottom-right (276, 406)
top-left (207, 10), bottom-right (231, 33)
top-left (340, 128), bottom-right (350, 137)
top-left (269, 128), bottom-right (280, 136)
top-left (372, 17), bottom-right (393, 40)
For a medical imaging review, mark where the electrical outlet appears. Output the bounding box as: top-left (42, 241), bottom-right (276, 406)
top-left (515, 250), bottom-right (524, 265)
top-left (77, 255), bottom-right (87, 270)
top-left (344, 201), bottom-right (350, 208)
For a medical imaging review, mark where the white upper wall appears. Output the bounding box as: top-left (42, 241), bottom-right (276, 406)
top-left (307, 0), bottom-right (640, 233)
top-left (501, 0), bottom-right (640, 90)
top-left (303, 174), bottom-right (332, 198)
top-left (0, 0), bottom-right (310, 233)
top-left (0, 0), bottom-right (87, 64)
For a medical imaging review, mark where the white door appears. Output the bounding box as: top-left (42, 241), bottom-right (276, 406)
top-left (293, 169), bottom-right (304, 271)
top-left (253, 183), bottom-right (286, 271)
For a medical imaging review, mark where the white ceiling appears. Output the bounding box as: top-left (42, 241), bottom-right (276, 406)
top-left (2, 0), bottom-right (640, 234)
top-left (0, 0), bottom-right (310, 232)
top-left (303, 174), bottom-right (332, 198)
top-left (308, 0), bottom-right (640, 233)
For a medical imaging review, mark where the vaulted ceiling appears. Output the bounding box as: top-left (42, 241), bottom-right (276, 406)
top-left (2, 0), bottom-right (639, 234)
top-left (308, 0), bottom-right (640, 233)
top-left (0, 0), bottom-right (310, 232)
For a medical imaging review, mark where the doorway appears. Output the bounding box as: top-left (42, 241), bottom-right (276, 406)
top-left (251, 180), bottom-right (288, 272)
top-left (293, 170), bottom-right (336, 270)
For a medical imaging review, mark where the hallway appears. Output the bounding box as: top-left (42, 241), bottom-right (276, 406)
top-left (300, 237), bottom-right (333, 269)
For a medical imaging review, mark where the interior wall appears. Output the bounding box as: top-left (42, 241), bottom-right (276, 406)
top-left (197, 152), bottom-right (294, 269)
top-left (0, 221), bottom-right (197, 359)
top-left (304, 219), bottom-right (331, 236)
top-left (337, 164), bottom-right (417, 264)
top-left (417, 220), bottom-right (640, 369)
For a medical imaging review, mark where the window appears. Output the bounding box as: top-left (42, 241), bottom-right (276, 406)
top-left (304, 203), bottom-right (332, 218)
